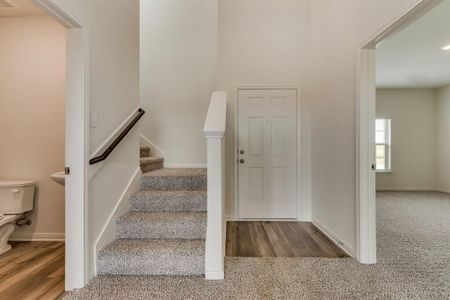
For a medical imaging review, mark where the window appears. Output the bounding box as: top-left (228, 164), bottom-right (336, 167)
top-left (375, 118), bottom-right (391, 171)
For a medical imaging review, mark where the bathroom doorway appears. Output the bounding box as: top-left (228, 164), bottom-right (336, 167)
top-left (0, 0), bottom-right (75, 297)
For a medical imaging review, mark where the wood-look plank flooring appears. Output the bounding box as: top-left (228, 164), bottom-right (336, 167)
top-left (0, 242), bottom-right (65, 300)
top-left (226, 221), bottom-right (347, 258)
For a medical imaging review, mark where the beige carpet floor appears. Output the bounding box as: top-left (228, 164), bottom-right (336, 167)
top-left (65, 192), bottom-right (450, 299)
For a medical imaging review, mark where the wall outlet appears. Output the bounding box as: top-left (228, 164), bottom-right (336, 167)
top-left (90, 112), bottom-right (99, 128)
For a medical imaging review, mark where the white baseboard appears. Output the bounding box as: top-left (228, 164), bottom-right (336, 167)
top-left (226, 218), bottom-right (298, 222)
top-left (312, 218), bottom-right (356, 258)
top-left (376, 188), bottom-right (439, 192)
top-left (297, 214), bottom-right (312, 222)
top-left (92, 167), bottom-right (141, 276)
top-left (9, 233), bottom-right (65, 241)
top-left (377, 188), bottom-right (450, 194)
top-left (226, 214), bottom-right (311, 222)
top-left (139, 133), bottom-right (164, 158)
top-left (164, 163), bottom-right (207, 168)
top-left (88, 269), bottom-right (96, 282)
top-left (205, 271), bottom-right (224, 280)
top-left (436, 189), bottom-right (450, 194)
top-left (225, 214), bottom-right (235, 221)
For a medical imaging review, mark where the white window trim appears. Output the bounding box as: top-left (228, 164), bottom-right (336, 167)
top-left (375, 118), bottom-right (392, 172)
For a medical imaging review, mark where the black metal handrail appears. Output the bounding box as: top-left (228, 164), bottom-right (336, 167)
top-left (89, 108), bottom-right (145, 165)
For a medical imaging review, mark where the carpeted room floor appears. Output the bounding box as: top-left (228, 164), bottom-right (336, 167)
top-left (65, 192), bottom-right (450, 299)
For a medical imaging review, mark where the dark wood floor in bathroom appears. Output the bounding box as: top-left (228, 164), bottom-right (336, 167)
top-left (226, 221), bottom-right (347, 258)
top-left (0, 241), bottom-right (65, 299)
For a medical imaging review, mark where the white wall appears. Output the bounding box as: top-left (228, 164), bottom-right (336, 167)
top-left (86, 0), bottom-right (140, 277)
top-left (49, 0), bottom-right (439, 265)
top-left (0, 16), bottom-right (66, 239)
top-left (139, 1), bottom-right (431, 256)
top-left (140, 0), bottom-right (218, 166)
top-left (375, 87), bottom-right (450, 193)
top-left (308, 0), bottom-right (419, 256)
top-left (436, 84), bottom-right (450, 193)
top-left (140, 0), bottom-right (312, 217)
top-left (376, 89), bottom-right (437, 190)
top-left (51, 0), bottom-right (140, 277)
top-left (218, 0), bottom-right (312, 219)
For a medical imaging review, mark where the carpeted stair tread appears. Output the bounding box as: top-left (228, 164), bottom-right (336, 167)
top-left (116, 212), bottom-right (207, 239)
top-left (143, 168), bottom-right (206, 177)
top-left (129, 190), bottom-right (207, 212)
top-left (141, 168), bottom-right (207, 191)
top-left (97, 239), bottom-right (205, 276)
top-left (140, 157), bottom-right (164, 165)
top-left (140, 146), bottom-right (151, 158)
top-left (140, 157), bottom-right (164, 173)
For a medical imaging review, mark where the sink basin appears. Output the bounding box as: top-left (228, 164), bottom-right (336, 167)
top-left (51, 172), bottom-right (65, 186)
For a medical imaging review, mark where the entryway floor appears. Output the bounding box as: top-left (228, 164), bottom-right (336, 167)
top-left (0, 241), bottom-right (65, 299)
top-left (64, 192), bottom-right (450, 299)
top-left (225, 221), bottom-right (347, 258)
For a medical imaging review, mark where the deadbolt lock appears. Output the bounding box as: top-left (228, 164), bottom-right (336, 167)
top-left (240, 150), bottom-right (245, 155)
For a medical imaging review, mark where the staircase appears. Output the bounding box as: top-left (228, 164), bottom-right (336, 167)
top-left (97, 146), bottom-right (207, 276)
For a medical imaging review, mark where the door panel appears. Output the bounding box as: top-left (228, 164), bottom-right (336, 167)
top-left (248, 117), bottom-right (264, 154)
top-left (238, 89), bottom-right (297, 219)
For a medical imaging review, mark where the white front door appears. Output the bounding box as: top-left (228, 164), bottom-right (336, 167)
top-left (238, 89), bottom-right (297, 219)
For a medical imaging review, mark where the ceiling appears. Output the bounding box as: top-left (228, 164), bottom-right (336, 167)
top-left (0, 0), bottom-right (47, 18)
top-left (376, 0), bottom-right (450, 89)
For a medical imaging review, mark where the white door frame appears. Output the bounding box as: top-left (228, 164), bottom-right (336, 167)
top-left (234, 86), bottom-right (303, 221)
top-left (34, 0), bottom-right (89, 290)
top-left (356, 0), bottom-right (442, 264)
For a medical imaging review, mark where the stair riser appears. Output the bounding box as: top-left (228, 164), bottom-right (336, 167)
top-left (129, 196), bottom-right (207, 212)
top-left (97, 254), bottom-right (204, 276)
top-left (140, 176), bottom-right (207, 191)
top-left (116, 223), bottom-right (206, 239)
top-left (140, 148), bottom-right (151, 158)
top-left (140, 162), bottom-right (164, 173)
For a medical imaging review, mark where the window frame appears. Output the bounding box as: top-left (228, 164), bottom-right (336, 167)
top-left (375, 118), bottom-right (392, 172)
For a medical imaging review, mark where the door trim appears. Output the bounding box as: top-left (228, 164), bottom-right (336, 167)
top-left (34, 0), bottom-right (89, 290)
top-left (235, 86), bottom-right (302, 220)
top-left (356, 0), bottom-right (442, 264)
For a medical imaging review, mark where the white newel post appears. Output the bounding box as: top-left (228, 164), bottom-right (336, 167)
top-left (203, 92), bottom-right (227, 280)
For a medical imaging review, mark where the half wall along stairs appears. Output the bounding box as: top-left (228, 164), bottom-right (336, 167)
top-left (97, 147), bottom-right (208, 275)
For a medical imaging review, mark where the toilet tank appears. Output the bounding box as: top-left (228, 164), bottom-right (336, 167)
top-left (0, 180), bottom-right (36, 214)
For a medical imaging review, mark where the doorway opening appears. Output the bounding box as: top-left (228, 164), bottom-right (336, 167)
top-left (357, 0), bottom-right (447, 264)
top-left (0, 0), bottom-right (87, 294)
top-left (0, 2), bottom-right (67, 298)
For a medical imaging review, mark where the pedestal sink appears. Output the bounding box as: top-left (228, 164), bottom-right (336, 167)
top-left (51, 172), bottom-right (65, 186)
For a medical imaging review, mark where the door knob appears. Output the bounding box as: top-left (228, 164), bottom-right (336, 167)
top-left (240, 159), bottom-right (245, 164)
top-left (240, 150), bottom-right (245, 155)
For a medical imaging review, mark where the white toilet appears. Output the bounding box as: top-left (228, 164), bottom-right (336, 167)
top-left (0, 180), bottom-right (36, 255)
